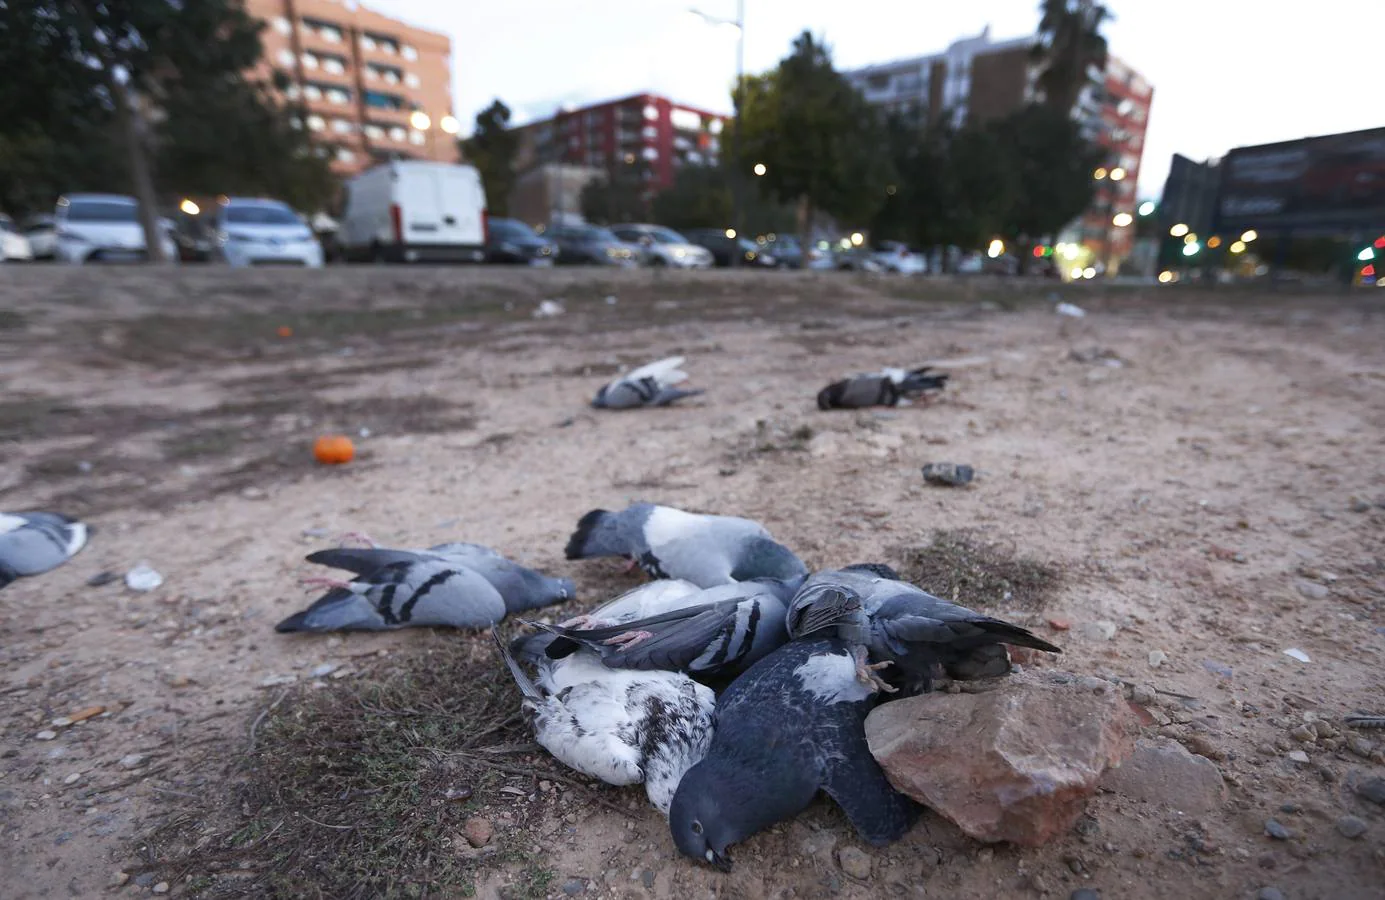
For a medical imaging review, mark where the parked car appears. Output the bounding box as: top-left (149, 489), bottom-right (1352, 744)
top-left (545, 223), bottom-right (639, 266)
top-left (486, 217), bottom-right (557, 265)
top-left (21, 214), bottom-right (57, 260)
top-left (682, 229), bottom-right (777, 268)
top-left (338, 160), bottom-right (488, 263)
top-left (767, 235), bottom-right (832, 271)
top-left (53, 194), bottom-right (178, 264)
top-left (869, 240), bottom-right (927, 275)
top-left (210, 198), bottom-right (323, 267)
top-left (608, 224), bottom-right (713, 269)
top-left (170, 210), bottom-right (217, 262)
top-left (831, 245), bottom-right (883, 272)
top-left (0, 214), bottom-right (33, 262)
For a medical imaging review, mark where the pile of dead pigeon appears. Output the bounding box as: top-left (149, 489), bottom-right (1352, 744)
top-left (3, 355), bottom-right (1042, 872)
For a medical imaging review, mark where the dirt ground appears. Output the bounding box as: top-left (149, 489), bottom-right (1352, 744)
top-left (1, 266), bottom-right (1383, 899)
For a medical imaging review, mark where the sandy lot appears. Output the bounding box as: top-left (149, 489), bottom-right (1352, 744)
top-left (1, 266), bottom-right (1383, 899)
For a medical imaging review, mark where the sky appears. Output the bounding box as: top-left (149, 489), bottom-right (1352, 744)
top-left (374, 0), bottom-right (1384, 198)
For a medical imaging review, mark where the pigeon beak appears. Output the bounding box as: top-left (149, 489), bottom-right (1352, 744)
top-left (706, 848), bottom-right (733, 872)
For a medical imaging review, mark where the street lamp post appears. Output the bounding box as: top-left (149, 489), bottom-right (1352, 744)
top-left (689, 3), bottom-right (745, 266)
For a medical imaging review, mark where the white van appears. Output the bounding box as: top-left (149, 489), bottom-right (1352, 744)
top-left (339, 161), bottom-right (488, 263)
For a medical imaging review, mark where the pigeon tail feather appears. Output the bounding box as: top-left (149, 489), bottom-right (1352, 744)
top-left (493, 629), bottom-right (545, 702)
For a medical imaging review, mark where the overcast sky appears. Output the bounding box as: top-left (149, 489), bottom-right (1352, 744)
top-left (376, 0), bottom-right (1383, 197)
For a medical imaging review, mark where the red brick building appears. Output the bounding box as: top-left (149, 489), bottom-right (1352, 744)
top-left (512, 93), bottom-right (728, 192)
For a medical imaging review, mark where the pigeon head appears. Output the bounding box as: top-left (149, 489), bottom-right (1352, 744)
top-left (729, 536), bottom-right (808, 582)
top-left (668, 762), bottom-right (756, 871)
top-left (785, 583), bottom-right (865, 640)
top-left (840, 562), bottom-right (901, 581)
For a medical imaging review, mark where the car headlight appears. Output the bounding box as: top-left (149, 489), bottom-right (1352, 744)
top-left (673, 248), bottom-right (686, 258)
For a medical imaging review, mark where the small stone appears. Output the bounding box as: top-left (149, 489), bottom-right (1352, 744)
top-left (110, 872), bottom-right (129, 887)
top-left (1289, 725), bottom-right (1316, 743)
top-left (1131, 684), bottom-right (1157, 706)
top-left (1048, 617), bottom-right (1072, 631)
top-left (1336, 815), bottom-right (1368, 839)
top-left (921, 462), bottom-right (974, 487)
top-left (167, 675), bottom-right (192, 688)
top-left (87, 571), bottom-right (119, 587)
top-left (1355, 776), bottom-right (1385, 805)
top-left (1295, 580), bottom-right (1328, 600)
top-left (1147, 650), bottom-right (1168, 668)
top-left (1257, 889), bottom-right (1285, 900)
top-left (463, 817), bottom-right (493, 848)
top-left (1349, 497), bottom-right (1372, 513)
top-left (836, 846), bottom-right (872, 880)
top-left (119, 754), bottom-right (145, 770)
top-left (35, 730), bottom-right (57, 741)
top-left (1347, 736), bottom-right (1375, 758)
top-left (1079, 620), bottom-right (1118, 641)
top-left (444, 786), bottom-right (473, 802)
top-left (1185, 735), bottom-right (1225, 761)
top-left (1101, 738), bottom-right (1226, 813)
top-left (1286, 750), bottom-right (1309, 764)
top-left (310, 663), bottom-right (337, 678)
top-left (1264, 819), bottom-right (1291, 840)
top-left (640, 870), bottom-right (655, 889)
top-left (51, 717), bottom-right (73, 727)
top-left (63, 773), bottom-right (81, 785)
top-left (1070, 890), bottom-right (1101, 900)
top-left (560, 878), bottom-right (587, 896)
top-left (259, 674), bottom-right (297, 687)
top-left (153, 883), bottom-right (170, 894)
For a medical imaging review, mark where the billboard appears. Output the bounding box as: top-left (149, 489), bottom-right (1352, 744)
top-left (1213, 127), bottom-right (1385, 234)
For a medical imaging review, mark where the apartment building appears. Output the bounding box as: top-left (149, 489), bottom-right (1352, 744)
top-left (511, 94), bottom-right (729, 193)
top-left (845, 28), bottom-right (1154, 268)
top-left (244, 0), bottom-right (456, 175)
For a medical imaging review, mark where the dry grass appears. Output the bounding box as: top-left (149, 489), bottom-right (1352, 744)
top-left (131, 638), bottom-right (620, 899)
top-left (896, 529), bottom-right (1062, 610)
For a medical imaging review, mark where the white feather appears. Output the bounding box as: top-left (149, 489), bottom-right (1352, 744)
top-left (606, 355), bottom-right (688, 392)
top-left (793, 651), bottom-right (874, 704)
top-left (0, 514), bottom-right (26, 535)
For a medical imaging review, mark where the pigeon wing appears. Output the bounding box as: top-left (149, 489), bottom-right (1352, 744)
top-left (305, 547), bottom-right (426, 575)
top-left (820, 740), bottom-right (920, 845)
top-left (552, 598), bottom-right (751, 673)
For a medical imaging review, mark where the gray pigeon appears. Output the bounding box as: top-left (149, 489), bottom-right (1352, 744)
top-left (0, 512), bottom-right (90, 589)
top-left (303, 541), bottom-right (574, 612)
top-left (816, 366), bottom-right (949, 410)
top-left (278, 542), bottom-right (571, 633)
top-left (496, 630), bottom-right (715, 814)
top-left (785, 564), bottom-right (1061, 693)
top-left (668, 636), bottom-right (917, 870)
top-left (531, 575), bottom-right (807, 680)
top-left (564, 503), bottom-right (807, 588)
top-left (592, 356), bottom-right (704, 409)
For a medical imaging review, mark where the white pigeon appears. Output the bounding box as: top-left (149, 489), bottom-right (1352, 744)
top-left (591, 356), bottom-right (704, 409)
top-left (0, 512), bottom-right (90, 589)
top-left (495, 630), bottom-right (716, 814)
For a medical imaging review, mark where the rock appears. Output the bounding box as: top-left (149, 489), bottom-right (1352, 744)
top-left (1257, 889), bottom-right (1285, 900)
top-left (444, 786), bottom-right (473, 802)
top-left (1130, 684), bottom-right (1157, 706)
top-left (921, 462), bottom-right (974, 486)
top-left (1048, 618), bottom-right (1072, 631)
top-left (119, 753), bottom-right (145, 770)
top-left (64, 773), bottom-right (81, 785)
top-left (560, 878), bottom-right (587, 895)
top-left (259, 674), bottom-right (297, 687)
top-left (1185, 734), bottom-right (1225, 761)
top-left (1336, 815), bottom-right (1368, 839)
top-left (837, 846), bottom-right (872, 880)
top-left (1289, 725), bottom-right (1316, 743)
top-left (87, 570), bottom-right (119, 587)
top-left (1346, 736), bottom-right (1375, 758)
top-left (1295, 580), bottom-right (1328, 600)
top-left (1078, 620), bottom-right (1118, 641)
top-left (35, 730), bottom-right (57, 741)
top-left (1147, 650), bottom-right (1168, 668)
top-left (310, 663), bottom-right (338, 678)
top-left (1070, 891), bottom-right (1101, 900)
top-left (153, 883), bottom-right (170, 894)
top-left (110, 872), bottom-right (129, 887)
top-left (1355, 776), bottom-right (1385, 805)
top-left (867, 669), bottom-right (1134, 846)
top-left (1286, 750), bottom-right (1309, 764)
top-left (1100, 738), bottom-right (1226, 813)
top-left (463, 817), bottom-right (493, 848)
top-left (1264, 819), bottom-right (1291, 840)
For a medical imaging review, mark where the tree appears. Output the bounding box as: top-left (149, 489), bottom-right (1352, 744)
top-left (461, 100), bottom-right (519, 216)
top-left (992, 104), bottom-right (1101, 259)
top-left (579, 166), bottom-right (648, 225)
top-left (651, 165), bottom-right (732, 231)
top-left (1032, 0), bottom-right (1111, 114)
top-left (734, 32), bottom-right (894, 249)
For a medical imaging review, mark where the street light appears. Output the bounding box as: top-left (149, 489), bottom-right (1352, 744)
top-left (987, 238), bottom-right (1004, 258)
top-left (1241, 229), bottom-right (1258, 243)
top-left (1110, 167), bottom-right (1127, 182)
top-left (1170, 223), bottom-right (1189, 237)
top-left (1138, 200), bottom-right (1156, 217)
top-left (690, 2), bottom-right (745, 265)
top-left (1229, 240), bottom-right (1247, 254)
top-left (850, 232), bottom-right (865, 247)
top-left (409, 110), bottom-right (431, 131)
top-left (753, 162), bottom-right (766, 176)
top-left (1112, 212), bottom-right (1133, 227)
top-left (1207, 236), bottom-right (1222, 249)
top-left (179, 199), bottom-right (200, 216)
top-left (440, 115), bottom-right (460, 135)
top-left (1182, 242), bottom-right (1201, 257)
top-left (1093, 167), bottom-right (1108, 180)
top-left (724, 228), bottom-right (737, 239)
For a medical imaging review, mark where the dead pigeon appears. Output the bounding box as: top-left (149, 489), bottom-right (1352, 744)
top-left (668, 636), bottom-right (917, 870)
top-left (785, 565), bottom-right (1061, 693)
top-left (496, 630), bottom-right (715, 814)
top-left (0, 512), bottom-right (90, 589)
top-left (278, 542), bottom-right (571, 633)
top-left (592, 356), bottom-right (704, 409)
top-left (816, 366), bottom-right (949, 410)
top-left (564, 503), bottom-right (806, 589)
top-left (530, 575), bottom-right (807, 679)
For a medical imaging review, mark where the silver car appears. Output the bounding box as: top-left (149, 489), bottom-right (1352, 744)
top-left (609, 224), bottom-right (714, 269)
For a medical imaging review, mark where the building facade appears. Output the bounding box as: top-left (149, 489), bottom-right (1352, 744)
top-left (511, 94), bottom-right (728, 194)
top-left (244, 0), bottom-right (456, 175)
top-left (845, 28), bottom-right (1154, 270)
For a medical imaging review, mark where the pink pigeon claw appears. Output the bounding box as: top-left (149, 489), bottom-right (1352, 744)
top-left (299, 575), bottom-right (354, 592)
top-left (602, 630), bottom-right (655, 649)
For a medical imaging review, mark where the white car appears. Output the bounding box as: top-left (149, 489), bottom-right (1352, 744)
top-left (21, 214), bottom-right (57, 260)
top-left (54, 194), bottom-right (178, 264)
top-left (609, 224), bottom-right (714, 269)
top-left (870, 241), bottom-right (927, 275)
top-left (339, 160), bottom-right (487, 263)
top-left (0, 214), bottom-right (33, 261)
top-left (214, 198), bottom-right (323, 267)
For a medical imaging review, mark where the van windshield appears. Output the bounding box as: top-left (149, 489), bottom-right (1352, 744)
top-left (224, 204), bottom-right (301, 226)
top-left (66, 200), bottom-right (139, 223)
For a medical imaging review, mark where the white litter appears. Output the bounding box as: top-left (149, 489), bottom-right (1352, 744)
top-left (124, 563), bottom-right (163, 592)
top-left (534, 299), bottom-right (565, 318)
top-left (1055, 302), bottom-right (1087, 318)
top-left (1283, 648), bottom-right (1311, 663)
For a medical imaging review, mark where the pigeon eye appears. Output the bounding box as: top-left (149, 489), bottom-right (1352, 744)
top-left (691, 820), bottom-right (703, 835)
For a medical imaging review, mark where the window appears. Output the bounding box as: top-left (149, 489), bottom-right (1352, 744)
top-left (320, 25), bottom-right (342, 43)
top-left (303, 84), bottom-right (322, 100)
top-left (708, 119), bottom-right (723, 135)
top-left (642, 146), bottom-right (658, 161)
top-left (322, 56), bottom-right (345, 75)
top-left (360, 34), bottom-right (376, 50)
top-left (332, 119), bottom-right (353, 134)
top-left (65, 200), bottom-right (138, 223)
top-left (405, 72), bottom-right (420, 88)
top-left (306, 115), bottom-right (325, 131)
top-left (389, 126), bottom-right (406, 142)
top-left (327, 88), bottom-right (349, 105)
top-left (224, 203), bottom-right (301, 225)
top-left (402, 45), bottom-right (417, 61)
top-left (409, 130), bottom-right (425, 145)
top-left (642, 125), bottom-right (658, 140)
top-left (273, 17), bottom-right (291, 35)
top-left (364, 124), bottom-right (384, 139)
top-left (642, 104), bottom-right (658, 120)
top-left (669, 108), bottom-right (700, 131)
top-left (302, 52), bottom-right (318, 68)
top-left (337, 148), bottom-right (356, 163)
top-left (284, 84), bottom-right (301, 100)
top-left (277, 49), bottom-right (294, 67)
top-left (363, 91), bottom-right (403, 110)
